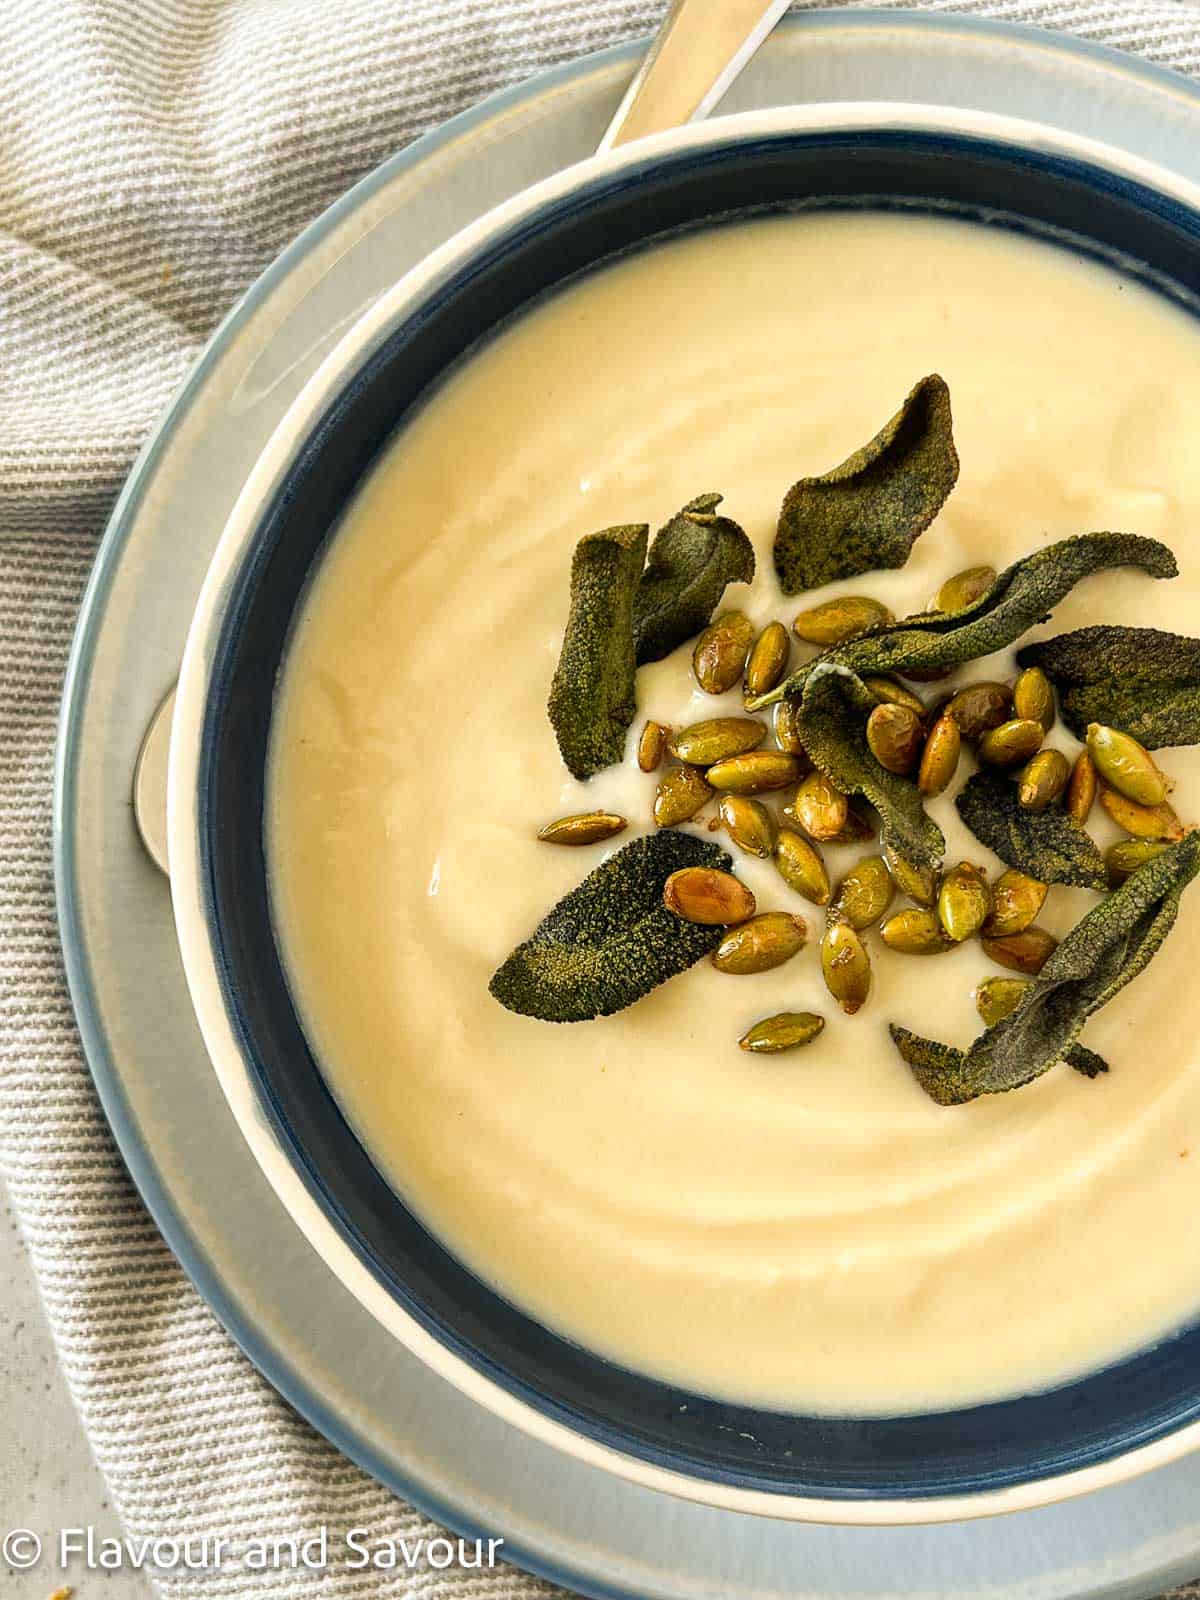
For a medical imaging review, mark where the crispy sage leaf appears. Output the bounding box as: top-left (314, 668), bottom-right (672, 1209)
top-left (634, 494), bottom-right (756, 665)
top-left (548, 522), bottom-right (648, 779)
top-left (796, 662), bottom-right (944, 866)
top-left (956, 769), bottom-right (1107, 889)
top-left (490, 831), bottom-right (729, 1022)
top-left (891, 830), bottom-right (1200, 1104)
top-left (1066, 1043), bottom-right (1108, 1079)
top-left (750, 533), bottom-right (1178, 711)
top-left (1016, 625), bottom-right (1200, 749)
top-left (773, 375), bottom-right (958, 593)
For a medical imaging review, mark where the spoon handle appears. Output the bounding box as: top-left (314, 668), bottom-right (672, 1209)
top-left (598, 0), bottom-right (792, 152)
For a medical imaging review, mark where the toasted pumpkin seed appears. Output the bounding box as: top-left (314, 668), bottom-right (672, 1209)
top-left (1018, 748), bottom-right (1070, 812)
top-left (1012, 665), bottom-right (1055, 732)
top-left (946, 681), bottom-right (1013, 741)
top-left (1105, 838), bottom-right (1171, 886)
top-left (670, 717), bottom-right (766, 766)
top-left (1098, 785), bottom-right (1184, 841)
top-left (637, 720), bottom-right (669, 773)
top-left (826, 800), bottom-right (879, 844)
top-left (982, 869), bottom-right (1048, 937)
top-left (900, 664), bottom-right (955, 684)
top-left (884, 845), bottom-right (938, 907)
top-left (785, 770), bottom-right (850, 840)
top-left (719, 794), bottom-right (776, 859)
top-left (738, 1011), bottom-right (826, 1054)
top-left (693, 610), bottom-right (755, 695)
top-left (977, 717), bottom-right (1044, 769)
top-left (1066, 749), bottom-right (1097, 825)
top-left (937, 862), bottom-right (991, 942)
top-left (866, 703), bottom-right (924, 775)
top-left (653, 765), bottom-right (712, 827)
top-left (773, 696), bottom-right (810, 763)
top-left (663, 866), bottom-right (755, 925)
top-left (821, 921), bottom-right (871, 1014)
top-left (976, 976), bottom-right (1032, 1027)
top-left (918, 712), bottom-right (961, 796)
top-left (792, 595), bottom-right (893, 645)
top-left (1087, 722), bottom-right (1169, 806)
top-left (537, 811), bottom-right (628, 846)
top-left (880, 907), bottom-right (953, 954)
top-left (706, 750), bottom-right (803, 794)
top-left (862, 675), bottom-right (926, 717)
top-left (934, 564), bottom-right (996, 614)
top-left (775, 828), bottom-right (832, 906)
top-left (744, 621), bottom-right (790, 698)
top-left (712, 912), bottom-right (807, 974)
top-left (830, 856), bottom-right (893, 930)
top-left (981, 926), bottom-right (1058, 974)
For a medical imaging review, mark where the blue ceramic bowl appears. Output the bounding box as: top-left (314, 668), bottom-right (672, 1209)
top-left (168, 105), bottom-right (1200, 1523)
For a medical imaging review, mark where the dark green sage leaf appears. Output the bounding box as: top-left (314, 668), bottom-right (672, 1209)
top-left (490, 831), bottom-right (729, 1023)
top-left (1066, 1043), bottom-right (1109, 1079)
top-left (1016, 625), bottom-right (1200, 749)
top-left (796, 662), bottom-right (944, 866)
top-left (634, 494), bottom-right (755, 665)
top-left (750, 533), bottom-right (1178, 711)
top-left (891, 830), bottom-right (1200, 1103)
top-left (548, 522), bottom-right (648, 779)
top-left (955, 769), bottom-right (1107, 889)
top-left (773, 374), bottom-right (958, 594)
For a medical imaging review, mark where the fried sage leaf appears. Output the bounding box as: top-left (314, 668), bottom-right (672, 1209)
top-left (633, 494), bottom-right (755, 665)
top-left (750, 533), bottom-right (1178, 711)
top-left (891, 830), bottom-right (1200, 1103)
top-left (955, 769), bottom-right (1107, 889)
top-left (491, 831), bottom-right (730, 1022)
top-left (1016, 625), bottom-right (1200, 749)
top-left (774, 375), bottom-right (958, 594)
top-left (795, 662), bottom-right (944, 867)
top-left (548, 522), bottom-right (648, 779)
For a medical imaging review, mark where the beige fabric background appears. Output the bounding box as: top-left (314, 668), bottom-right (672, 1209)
top-left (4, 1), bottom-right (1200, 1596)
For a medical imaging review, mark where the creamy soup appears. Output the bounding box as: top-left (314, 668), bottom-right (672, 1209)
top-left (268, 212), bottom-right (1200, 1414)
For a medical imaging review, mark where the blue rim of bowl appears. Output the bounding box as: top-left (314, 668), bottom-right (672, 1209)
top-left (53, 15), bottom-right (1200, 1591)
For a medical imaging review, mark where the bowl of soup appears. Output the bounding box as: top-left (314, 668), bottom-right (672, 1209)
top-left (167, 102), bottom-right (1200, 1522)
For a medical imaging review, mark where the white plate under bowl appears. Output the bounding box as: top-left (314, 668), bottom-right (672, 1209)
top-left (55, 13), bottom-right (1200, 1596)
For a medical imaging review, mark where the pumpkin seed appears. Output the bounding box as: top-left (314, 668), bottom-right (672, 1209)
top-left (744, 620), bottom-right (790, 698)
top-left (693, 610), bottom-right (755, 694)
top-left (937, 862), bottom-right (992, 942)
top-left (1066, 749), bottom-right (1097, 825)
top-left (900, 663), bottom-right (956, 684)
top-left (884, 845), bottom-right (938, 907)
top-left (830, 856), bottom-right (894, 929)
top-left (1018, 748), bottom-right (1070, 812)
top-left (946, 681), bottom-right (1013, 741)
top-left (1098, 785), bottom-right (1185, 841)
top-left (537, 811), bottom-right (628, 846)
top-left (981, 869), bottom-right (1047, 937)
top-left (785, 770), bottom-right (849, 840)
top-left (917, 712), bottom-right (961, 796)
top-left (670, 717), bottom-right (766, 766)
top-left (866, 702), bottom-right (924, 775)
top-left (1086, 722), bottom-right (1170, 806)
top-left (792, 595), bottom-right (893, 645)
top-left (775, 828), bottom-right (832, 905)
top-left (1105, 838), bottom-right (1170, 886)
top-left (981, 926), bottom-right (1058, 974)
top-left (934, 564), bottom-right (996, 614)
top-left (719, 794), bottom-right (776, 859)
top-left (663, 866), bottom-right (755, 925)
top-left (821, 921), bottom-right (872, 1013)
top-left (712, 911), bottom-right (807, 974)
top-left (1013, 665), bottom-right (1055, 732)
top-left (975, 976), bottom-right (1032, 1027)
top-left (862, 675), bottom-right (926, 717)
top-left (706, 750), bottom-right (803, 794)
top-left (880, 907), bottom-right (953, 954)
top-left (977, 717), bottom-right (1044, 769)
top-left (637, 720), bottom-right (669, 773)
top-left (738, 1012), bottom-right (826, 1054)
top-left (653, 765), bottom-right (711, 827)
